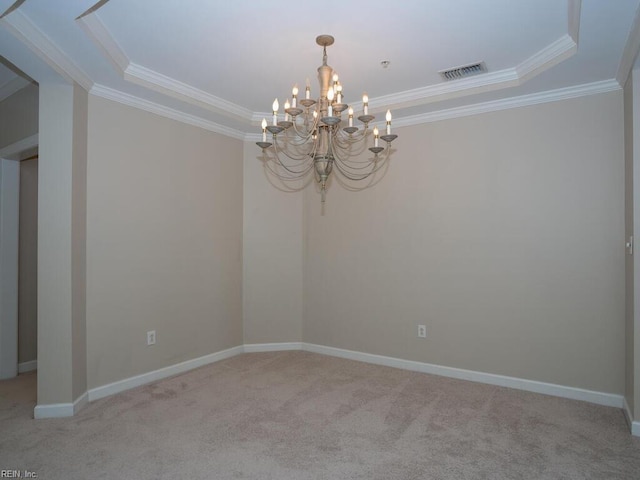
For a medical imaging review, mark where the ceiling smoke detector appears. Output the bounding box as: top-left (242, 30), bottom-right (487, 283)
top-left (439, 61), bottom-right (487, 81)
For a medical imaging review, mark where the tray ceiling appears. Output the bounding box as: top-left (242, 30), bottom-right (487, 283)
top-left (1, 0), bottom-right (640, 138)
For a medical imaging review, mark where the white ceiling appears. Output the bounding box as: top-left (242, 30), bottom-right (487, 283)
top-left (1, 0), bottom-right (640, 138)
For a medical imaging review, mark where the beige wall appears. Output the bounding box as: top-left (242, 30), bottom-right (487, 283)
top-left (624, 73), bottom-right (634, 416)
top-left (303, 91), bottom-right (625, 394)
top-left (242, 142), bottom-right (303, 344)
top-left (0, 158), bottom-right (19, 379)
top-left (624, 68), bottom-right (640, 421)
top-left (0, 83), bottom-right (39, 373)
top-left (86, 96), bottom-right (243, 389)
top-left (0, 83), bottom-right (38, 150)
top-left (18, 157), bottom-right (37, 365)
top-left (37, 83), bottom-right (87, 405)
top-left (30, 85), bottom-right (630, 403)
top-left (631, 69), bottom-right (640, 419)
top-left (71, 85), bottom-right (88, 400)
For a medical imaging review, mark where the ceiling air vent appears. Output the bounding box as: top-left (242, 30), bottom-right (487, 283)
top-left (439, 62), bottom-right (487, 81)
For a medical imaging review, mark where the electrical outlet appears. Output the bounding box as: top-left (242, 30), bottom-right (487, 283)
top-left (147, 330), bottom-right (156, 346)
top-left (417, 325), bottom-right (427, 338)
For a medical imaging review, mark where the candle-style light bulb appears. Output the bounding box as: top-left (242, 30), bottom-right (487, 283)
top-left (386, 110), bottom-right (392, 135)
top-left (284, 99), bottom-right (291, 121)
top-left (336, 83), bottom-right (342, 103)
top-left (332, 73), bottom-right (339, 84)
top-left (261, 118), bottom-right (267, 142)
top-left (305, 78), bottom-right (311, 99)
top-left (348, 107), bottom-right (354, 127)
top-left (292, 85), bottom-right (298, 108)
top-left (327, 87), bottom-right (334, 117)
top-left (373, 126), bottom-right (379, 147)
top-left (363, 93), bottom-right (369, 115)
top-left (272, 98), bottom-right (279, 126)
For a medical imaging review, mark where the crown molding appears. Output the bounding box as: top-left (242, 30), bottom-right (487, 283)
top-left (404, 0), bottom-right (581, 107)
top-left (372, 33), bottom-right (577, 114)
top-left (7, 0), bottom-right (602, 143)
top-left (368, 69), bottom-right (521, 114)
top-left (77, 11), bottom-right (254, 123)
top-left (246, 78), bottom-right (620, 141)
top-left (76, 12), bottom-right (128, 72)
top-left (123, 63), bottom-right (253, 122)
top-left (0, 74), bottom-right (30, 101)
top-left (616, 2), bottom-right (640, 86)
top-left (248, 63), bottom-right (532, 124)
top-left (516, 34), bottom-right (577, 82)
top-left (90, 84), bottom-right (246, 140)
top-left (1, 9), bottom-right (93, 90)
top-left (394, 79), bottom-right (620, 128)
top-left (251, 34), bottom-right (578, 122)
top-left (81, 6), bottom-right (580, 128)
top-left (568, 0), bottom-right (582, 44)
top-left (250, 68), bottom-right (518, 124)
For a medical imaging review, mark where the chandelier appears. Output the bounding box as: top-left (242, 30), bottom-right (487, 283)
top-left (256, 34), bottom-right (398, 203)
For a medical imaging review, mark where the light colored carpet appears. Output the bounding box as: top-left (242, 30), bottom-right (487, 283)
top-left (1, 351), bottom-right (639, 479)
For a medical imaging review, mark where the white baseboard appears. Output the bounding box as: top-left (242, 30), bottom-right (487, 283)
top-left (34, 391), bottom-right (88, 419)
top-left (87, 345), bottom-right (244, 402)
top-left (18, 359), bottom-right (37, 373)
top-left (301, 343), bottom-right (624, 409)
top-left (623, 397), bottom-right (640, 437)
top-left (243, 342), bottom-right (303, 353)
top-left (32, 341), bottom-right (630, 428)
